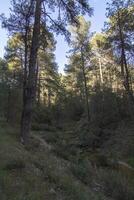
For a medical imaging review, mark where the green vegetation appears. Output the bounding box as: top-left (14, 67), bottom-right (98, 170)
top-left (0, 122), bottom-right (134, 200)
top-left (0, 0), bottom-right (134, 199)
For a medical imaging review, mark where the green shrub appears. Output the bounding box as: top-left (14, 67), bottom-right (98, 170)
top-left (127, 157), bottom-right (134, 168)
top-left (4, 158), bottom-right (25, 171)
top-left (54, 144), bottom-right (77, 160)
top-left (89, 88), bottom-right (122, 128)
top-left (70, 159), bottom-right (94, 185)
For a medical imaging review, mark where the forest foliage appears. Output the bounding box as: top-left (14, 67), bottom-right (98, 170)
top-left (0, 0), bottom-right (134, 199)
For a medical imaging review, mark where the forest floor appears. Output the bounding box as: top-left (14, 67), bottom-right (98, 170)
top-left (0, 120), bottom-right (134, 200)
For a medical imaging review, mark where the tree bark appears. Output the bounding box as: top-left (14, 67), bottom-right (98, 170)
top-left (21, 0), bottom-right (42, 144)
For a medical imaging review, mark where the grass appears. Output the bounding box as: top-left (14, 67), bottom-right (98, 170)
top-left (0, 122), bottom-right (100, 200)
top-left (0, 123), bottom-right (55, 200)
top-left (0, 121), bottom-right (133, 200)
top-left (97, 169), bottom-right (134, 200)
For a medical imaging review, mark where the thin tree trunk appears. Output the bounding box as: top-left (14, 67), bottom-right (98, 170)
top-left (48, 88), bottom-right (51, 108)
top-left (98, 57), bottom-right (104, 85)
top-left (37, 77), bottom-right (41, 106)
top-left (81, 47), bottom-right (90, 123)
top-left (6, 86), bottom-right (11, 123)
top-left (36, 59), bottom-right (41, 106)
top-left (21, 0), bottom-right (42, 144)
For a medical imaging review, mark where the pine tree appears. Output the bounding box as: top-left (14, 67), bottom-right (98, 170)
top-left (66, 16), bottom-right (91, 122)
top-left (105, 0), bottom-right (134, 104)
top-left (1, 0), bottom-right (93, 143)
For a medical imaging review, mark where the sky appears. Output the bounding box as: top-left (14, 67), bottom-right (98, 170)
top-left (0, 0), bottom-right (108, 73)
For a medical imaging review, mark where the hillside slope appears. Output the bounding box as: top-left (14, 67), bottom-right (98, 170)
top-left (0, 122), bottom-right (134, 200)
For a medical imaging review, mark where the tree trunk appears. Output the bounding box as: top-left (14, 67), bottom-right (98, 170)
top-left (81, 47), bottom-right (90, 123)
top-left (98, 57), bottom-right (104, 85)
top-left (20, 0), bottom-right (42, 144)
top-left (6, 86), bottom-right (11, 123)
top-left (37, 77), bottom-right (41, 106)
top-left (118, 12), bottom-right (134, 105)
top-left (36, 60), bottom-right (41, 106)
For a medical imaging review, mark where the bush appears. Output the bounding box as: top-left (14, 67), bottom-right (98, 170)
top-left (54, 143), bottom-right (77, 160)
top-left (70, 159), bottom-right (94, 185)
top-left (89, 87), bottom-right (121, 128)
top-left (4, 158), bottom-right (25, 171)
top-left (33, 105), bottom-right (52, 125)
